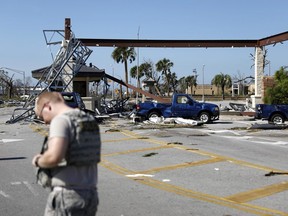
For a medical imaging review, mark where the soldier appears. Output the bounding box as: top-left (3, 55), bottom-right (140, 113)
top-left (32, 92), bottom-right (101, 216)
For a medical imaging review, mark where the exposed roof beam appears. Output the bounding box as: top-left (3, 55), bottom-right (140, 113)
top-left (79, 38), bottom-right (258, 48)
top-left (258, 31), bottom-right (288, 46)
top-left (105, 73), bottom-right (169, 103)
top-left (64, 16), bottom-right (287, 48)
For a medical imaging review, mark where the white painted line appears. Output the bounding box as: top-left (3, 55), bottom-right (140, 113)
top-left (221, 135), bottom-right (288, 146)
top-left (23, 181), bottom-right (38, 196)
top-left (252, 140), bottom-right (288, 145)
top-left (221, 135), bottom-right (252, 140)
top-left (200, 129), bottom-right (241, 136)
top-left (0, 139), bottom-right (24, 143)
top-left (11, 182), bottom-right (22, 185)
top-left (0, 190), bottom-right (10, 198)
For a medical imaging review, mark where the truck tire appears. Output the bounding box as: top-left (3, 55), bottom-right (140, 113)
top-left (270, 113), bottom-right (284, 124)
top-left (148, 111), bottom-right (161, 119)
top-left (199, 112), bottom-right (211, 123)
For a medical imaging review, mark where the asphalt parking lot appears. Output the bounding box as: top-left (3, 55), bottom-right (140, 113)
top-left (95, 112), bottom-right (288, 215)
top-left (1, 106), bottom-right (287, 216)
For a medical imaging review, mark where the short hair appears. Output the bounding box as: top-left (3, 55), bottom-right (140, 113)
top-left (36, 92), bottom-right (64, 108)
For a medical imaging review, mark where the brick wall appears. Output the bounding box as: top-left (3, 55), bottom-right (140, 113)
top-left (262, 76), bottom-right (275, 99)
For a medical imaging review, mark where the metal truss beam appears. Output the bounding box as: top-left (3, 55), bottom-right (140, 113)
top-left (79, 38), bottom-right (258, 48)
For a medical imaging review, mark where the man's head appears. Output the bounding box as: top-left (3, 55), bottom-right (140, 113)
top-left (35, 92), bottom-right (66, 123)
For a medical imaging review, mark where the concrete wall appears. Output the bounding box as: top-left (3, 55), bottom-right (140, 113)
top-left (82, 96), bottom-right (101, 111)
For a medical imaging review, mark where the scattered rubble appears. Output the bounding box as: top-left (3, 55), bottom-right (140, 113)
top-left (264, 171), bottom-right (288, 176)
top-left (167, 142), bottom-right (183, 145)
top-left (142, 152), bottom-right (158, 157)
top-left (143, 117), bottom-right (199, 126)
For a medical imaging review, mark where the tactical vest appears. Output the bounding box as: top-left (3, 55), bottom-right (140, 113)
top-left (36, 111), bottom-right (101, 188)
top-left (63, 110), bottom-right (101, 166)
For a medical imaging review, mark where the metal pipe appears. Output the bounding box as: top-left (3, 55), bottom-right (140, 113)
top-left (202, 65), bottom-right (205, 102)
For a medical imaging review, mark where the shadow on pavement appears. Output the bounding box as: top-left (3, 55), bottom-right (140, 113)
top-left (0, 157), bottom-right (26, 161)
top-left (250, 123), bottom-right (288, 130)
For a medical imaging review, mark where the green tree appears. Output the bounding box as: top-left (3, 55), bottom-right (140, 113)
top-left (155, 58), bottom-right (174, 95)
top-left (130, 65), bottom-right (143, 89)
top-left (186, 75), bottom-right (197, 96)
top-left (211, 73), bottom-right (232, 99)
top-left (165, 72), bottom-right (178, 93)
top-left (177, 76), bottom-right (187, 93)
top-left (264, 66), bottom-right (288, 104)
top-left (130, 66), bottom-right (138, 79)
top-left (140, 61), bottom-right (154, 78)
top-left (130, 61), bottom-right (154, 88)
top-left (111, 47), bottom-right (136, 95)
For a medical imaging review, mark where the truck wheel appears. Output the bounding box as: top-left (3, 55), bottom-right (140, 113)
top-left (199, 112), bottom-right (211, 123)
top-left (270, 114), bottom-right (284, 124)
top-left (148, 111), bottom-right (161, 119)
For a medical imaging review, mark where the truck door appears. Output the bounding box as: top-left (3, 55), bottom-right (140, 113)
top-left (172, 95), bottom-right (199, 117)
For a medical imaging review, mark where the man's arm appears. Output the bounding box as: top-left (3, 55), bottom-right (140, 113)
top-left (32, 137), bottom-right (68, 168)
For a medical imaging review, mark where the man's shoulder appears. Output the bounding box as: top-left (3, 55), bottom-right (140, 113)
top-left (51, 111), bottom-right (74, 126)
top-left (64, 109), bottom-right (95, 121)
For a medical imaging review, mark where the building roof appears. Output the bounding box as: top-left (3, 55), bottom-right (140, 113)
top-left (31, 64), bottom-right (105, 81)
top-left (142, 77), bottom-right (156, 82)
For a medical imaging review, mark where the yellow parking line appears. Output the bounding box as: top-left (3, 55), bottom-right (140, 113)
top-left (101, 130), bottom-right (288, 214)
top-left (100, 159), bottom-right (288, 216)
top-left (225, 181), bottom-right (288, 203)
top-left (102, 137), bottom-right (137, 143)
top-left (31, 120), bottom-right (287, 215)
top-left (121, 130), bottom-right (288, 174)
top-left (103, 145), bottom-right (174, 157)
top-left (188, 149), bottom-right (288, 174)
top-left (100, 159), bottom-right (136, 176)
top-left (139, 157), bottom-right (225, 174)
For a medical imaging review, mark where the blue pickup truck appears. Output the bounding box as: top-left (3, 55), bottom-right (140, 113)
top-left (136, 93), bottom-right (220, 123)
top-left (255, 103), bottom-right (288, 124)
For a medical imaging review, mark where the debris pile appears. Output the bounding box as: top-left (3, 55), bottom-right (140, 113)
top-left (142, 116), bottom-right (199, 126)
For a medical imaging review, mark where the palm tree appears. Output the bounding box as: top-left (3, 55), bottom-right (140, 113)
top-left (130, 66), bottom-right (139, 80)
top-left (186, 75), bottom-right (197, 95)
top-left (130, 65), bottom-right (143, 89)
top-left (155, 58), bottom-right (174, 95)
top-left (111, 47), bottom-right (136, 96)
top-left (130, 62), bottom-right (154, 89)
top-left (139, 62), bottom-right (154, 78)
top-left (168, 72), bottom-right (178, 93)
top-left (211, 73), bottom-right (232, 99)
top-left (177, 77), bottom-right (185, 93)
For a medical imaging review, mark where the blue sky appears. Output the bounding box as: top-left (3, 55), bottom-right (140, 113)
top-left (1, 0), bottom-right (288, 85)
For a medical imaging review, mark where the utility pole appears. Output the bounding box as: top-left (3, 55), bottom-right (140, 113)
top-left (202, 65), bottom-right (205, 102)
top-left (136, 26), bottom-right (140, 104)
top-left (192, 68), bottom-right (197, 95)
